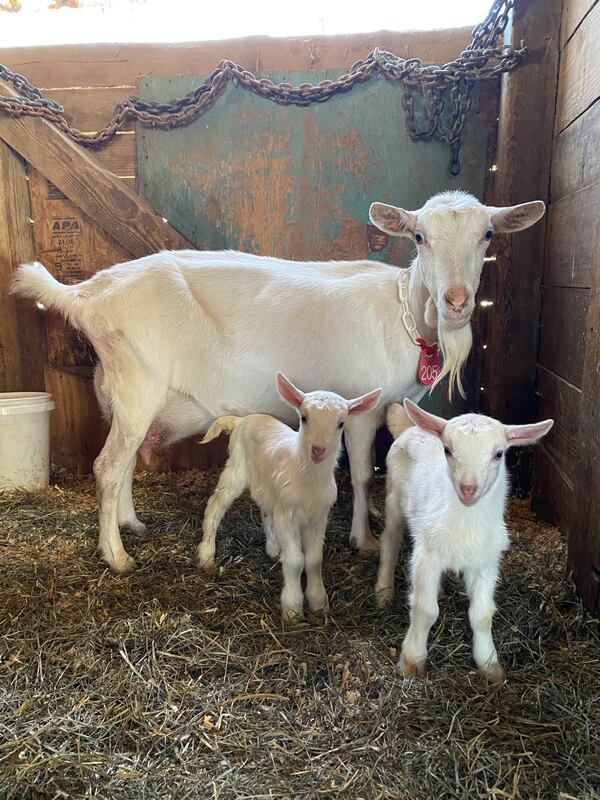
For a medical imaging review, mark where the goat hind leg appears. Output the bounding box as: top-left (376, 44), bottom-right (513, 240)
top-left (198, 457), bottom-right (246, 570)
top-left (117, 455), bottom-right (146, 534)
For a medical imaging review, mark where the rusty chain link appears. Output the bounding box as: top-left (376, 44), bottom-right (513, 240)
top-left (0, 0), bottom-right (519, 174)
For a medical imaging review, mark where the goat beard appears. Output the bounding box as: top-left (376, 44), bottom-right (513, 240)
top-left (432, 321), bottom-right (473, 401)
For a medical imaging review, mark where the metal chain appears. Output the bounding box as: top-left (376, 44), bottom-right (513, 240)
top-left (0, 0), bottom-right (519, 174)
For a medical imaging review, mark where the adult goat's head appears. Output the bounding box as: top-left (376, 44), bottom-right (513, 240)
top-left (369, 191), bottom-right (545, 397)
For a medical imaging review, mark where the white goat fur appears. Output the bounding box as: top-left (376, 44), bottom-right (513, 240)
top-left (10, 191), bottom-right (544, 573)
top-left (198, 373), bottom-right (381, 620)
top-left (376, 399), bottom-right (553, 682)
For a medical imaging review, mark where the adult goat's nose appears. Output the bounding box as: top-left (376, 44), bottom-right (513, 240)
top-left (444, 286), bottom-right (469, 311)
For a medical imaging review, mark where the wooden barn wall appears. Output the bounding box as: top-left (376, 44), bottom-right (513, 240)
top-left (0, 28), bottom-right (495, 475)
top-left (532, 0), bottom-right (600, 613)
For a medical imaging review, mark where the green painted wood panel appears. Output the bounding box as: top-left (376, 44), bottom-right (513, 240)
top-left (136, 71), bottom-right (487, 416)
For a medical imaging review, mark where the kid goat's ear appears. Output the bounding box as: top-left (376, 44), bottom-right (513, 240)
top-left (276, 372), bottom-right (305, 409)
top-left (348, 388), bottom-right (383, 415)
top-left (504, 419), bottom-right (554, 446)
top-left (403, 398), bottom-right (447, 437)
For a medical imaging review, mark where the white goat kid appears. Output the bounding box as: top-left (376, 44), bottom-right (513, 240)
top-left (11, 191), bottom-right (544, 573)
top-left (376, 399), bottom-right (553, 682)
top-left (198, 373), bottom-right (381, 621)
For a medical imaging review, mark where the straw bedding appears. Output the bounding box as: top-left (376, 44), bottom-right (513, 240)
top-left (0, 468), bottom-right (598, 799)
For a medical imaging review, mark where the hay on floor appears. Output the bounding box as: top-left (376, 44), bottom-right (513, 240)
top-left (0, 468), bottom-right (598, 799)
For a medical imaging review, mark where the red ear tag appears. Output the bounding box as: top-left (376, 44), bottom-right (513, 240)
top-left (416, 338), bottom-right (440, 386)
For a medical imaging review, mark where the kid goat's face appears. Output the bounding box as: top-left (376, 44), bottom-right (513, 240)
top-left (276, 373), bottom-right (382, 464)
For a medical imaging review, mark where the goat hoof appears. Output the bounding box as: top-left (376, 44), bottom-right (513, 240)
top-left (480, 663), bottom-right (505, 684)
top-left (359, 532), bottom-right (380, 554)
top-left (281, 607), bottom-right (304, 624)
top-left (197, 557), bottom-right (217, 573)
top-left (399, 653), bottom-right (427, 679)
top-left (110, 552), bottom-right (137, 575)
top-left (375, 586), bottom-right (394, 609)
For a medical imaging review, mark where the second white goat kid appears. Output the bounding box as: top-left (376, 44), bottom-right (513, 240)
top-left (376, 399), bottom-right (553, 682)
top-left (198, 373), bottom-right (382, 621)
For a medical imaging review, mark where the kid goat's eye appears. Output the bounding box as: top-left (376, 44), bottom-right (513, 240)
top-left (338, 421), bottom-right (344, 429)
top-left (301, 415), bottom-right (307, 424)
top-left (494, 450), bottom-right (504, 460)
top-left (415, 233), bottom-right (423, 244)
top-left (444, 446), bottom-right (452, 457)
top-left (485, 230), bottom-right (493, 240)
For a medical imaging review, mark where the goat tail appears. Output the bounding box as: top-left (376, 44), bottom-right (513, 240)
top-left (386, 403), bottom-right (413, 440)
top-left (200, 416), bottom-right (241, 444)
top-left (10, 262), bottom-right (84, 326)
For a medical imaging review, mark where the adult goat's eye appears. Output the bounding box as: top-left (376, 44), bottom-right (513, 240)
top-left (444, 446), bottom-right (452, 457)
top-left (494, 450), bottom-right (504, 460)
top-left (301, 415), bottom-right (307, 424)
top-left (338, 421), bottom-right (344, 429)
top-left (415, 233), bottom-right (423, 244)
top-left (485, 230), bottom-right (493, 240)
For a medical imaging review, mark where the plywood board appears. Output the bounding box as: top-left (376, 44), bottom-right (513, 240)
top-left (551, 98), bottom-right (600, 201)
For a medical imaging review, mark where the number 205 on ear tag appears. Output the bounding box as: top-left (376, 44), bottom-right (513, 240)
top-left (416, 338), bottom-right (440, 386)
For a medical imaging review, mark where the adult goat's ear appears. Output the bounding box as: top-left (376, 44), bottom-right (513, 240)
top-left (488, 201), bottom-right (546, 233)
top-left (369, 202), bottom-right (417, 237)
top-left (403, 398), bottom-right (447, 437)
top-left (276, 372), bottom-right (305, 409)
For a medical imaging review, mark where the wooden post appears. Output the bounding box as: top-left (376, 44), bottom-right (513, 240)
top-left (0, 140), bottom-right (45, 392)
top-left (481, 0), bottom-right (562, 424)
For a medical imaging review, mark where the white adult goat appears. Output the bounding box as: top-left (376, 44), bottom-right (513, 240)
top-left (11, 190), bottom-right (545, 573)
top-left (376, 399), bottom-right (553, 682)
top-left (198, 373), bottom-right (381, 620)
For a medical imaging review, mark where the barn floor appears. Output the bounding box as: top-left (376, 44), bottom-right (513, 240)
top-left (0, 469), bottom-right (598, 800)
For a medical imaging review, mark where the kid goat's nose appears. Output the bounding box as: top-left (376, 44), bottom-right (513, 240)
top-left (311, 445), bottom-right (326, 461)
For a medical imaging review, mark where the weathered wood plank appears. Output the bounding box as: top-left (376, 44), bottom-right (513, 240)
top-left (538, 287), bottom-right (589, 387)
top-left (551, 98), bottom-right (600, 201)
top-left (0, 140), bottom-right (45, 392)
top-left (43, 86), bottom-right (136, 132)
top-left (0, 30), bottom-right (473, 89)
top-left (555, 1), bottom-right (600, 135)
top-left (532, 444), bottom-right (575, 535)
top-left (535, 365), bottom-right (581, 482)
top-left (479, 0), bottom-right (561, 431)
top-left (44, 366), bottom-right (106, 473)
top-left (544, 184), bottom-right (599, 288)
top-left (570, 206), bottom-right (600, 613)
top-left (0, 76), bottom-right (192, 257)
top-left (93, 133), bottom-right (136, 178)
top-left (560, 0), bottom-right (599, 48)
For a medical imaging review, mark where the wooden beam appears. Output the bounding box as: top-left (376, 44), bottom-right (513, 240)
top-left (0, 140), bottom-right (45, 392)
top-left (570, 221), bottom-right (600, 614)
top-left (0, 77), bottom-right (193, 257)
top-left (481, 0), bottom-right (562, 426)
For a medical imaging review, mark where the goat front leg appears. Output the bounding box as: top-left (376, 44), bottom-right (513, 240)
top-left (375, 489), bottom-right (405, 609)
top-left (262, 512), bottom-right (280, 559)
top-left (198, 456), bottom-right (247, 571)
top-left (344, 412), bottom-right (379, 553)
top-left (274, 510), bottom-right (304, 621)
top-left (302, 513), bottom-right (329, 614)
top-left (400, 550), bottom-right (442, 678)
top-left (463, 563), bottom-right (504, 683)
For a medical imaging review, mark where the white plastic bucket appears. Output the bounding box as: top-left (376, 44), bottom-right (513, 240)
top-left (0, 392), bottom-right (55, 491)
